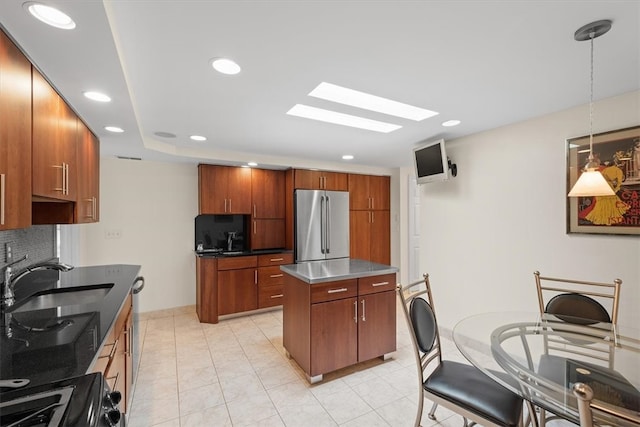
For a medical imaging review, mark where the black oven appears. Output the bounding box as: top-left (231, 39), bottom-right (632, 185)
top-left (0, 372), bottom-right (122, 427)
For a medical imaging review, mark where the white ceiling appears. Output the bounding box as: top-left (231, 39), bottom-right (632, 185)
top-left (1, 1), bottom-right (638, 170)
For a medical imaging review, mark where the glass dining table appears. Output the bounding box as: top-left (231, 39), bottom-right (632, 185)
top-left (452, 311), bottom-right (640, 427)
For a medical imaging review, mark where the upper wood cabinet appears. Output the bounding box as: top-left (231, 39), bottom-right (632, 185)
top-left (350, 210), bottom-right (390, 265)
top-left (293, 169), bottom-right (348, 191)
top-left (32, 67), bottom-right (77, 201)
top-left (251, 168), bottom-right (285, 218)
top-left (198, 164), bottom-right (252, 214)
top-left (348, 174), bottom-right (390, 210)
top-left (0, 29), bottom-right (32, 230)
top-left (75, 121), bottom-right (100, 223)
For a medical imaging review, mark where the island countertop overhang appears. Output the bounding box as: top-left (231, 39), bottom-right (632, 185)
top-left (280, 258), bottom-right (398, 284)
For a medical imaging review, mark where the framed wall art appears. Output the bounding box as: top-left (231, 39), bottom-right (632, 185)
top-left (566, 125), bottom-right (640, 235)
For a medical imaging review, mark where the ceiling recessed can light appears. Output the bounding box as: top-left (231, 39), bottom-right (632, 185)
top-left (190, 135), bottom-right (207, 141)
top-left (342, 155), bottom-right (354, 160)
top-left (24, 2), bottom-right (76, 29)
top-left (309, 82), bottom-right (438, 121)
top-left (105, 126), bottom-right (124, 133)
top-left (211, 58), bottom-right (241, 75)
top-left (287, 104), bottom-right (401, 133)
top-left (442, 120), bottom-right (461, 127)
top-left (83, 91), bottom-right (111, 102)
top-left (247, 162), bottom-right (258, 167)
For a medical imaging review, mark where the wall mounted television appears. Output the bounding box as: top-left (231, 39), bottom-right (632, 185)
top-left (413, 139), bottom-right (450, 184)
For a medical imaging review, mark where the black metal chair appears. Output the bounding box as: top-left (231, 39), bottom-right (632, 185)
top-left (398, 274), bottom-right (525, 427)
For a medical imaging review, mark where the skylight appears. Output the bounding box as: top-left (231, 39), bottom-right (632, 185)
top-left (309, 82), bottom-right (438, 121)
top-left (287, 104), bottom-right (401, 133)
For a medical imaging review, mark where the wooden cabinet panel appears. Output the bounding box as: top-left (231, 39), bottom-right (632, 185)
top-left (349, 210), bottom-right (390, 265)
top-left (294, 169), bottom-right (348, 191)
top-left (358, 273), bottom-right (396, 296)
top-left (251, 168), bottom-right (285, 218)
top-left (32, 67), bottom-right (76, 201)
top-left (357, 291), bottom-right (396, 361)
top-left (257, 265), bottom-right (285, 286)
top-left (75, 121), bottom-right (99, 223)
top-left (369, 175), bottom-right (390, 210)
top-left (217, 255), bottom-right (257, 270)
top-left (251, 219), bottom-right (285, 250)
top-left (218, 268), bottom-right (257, 315)
top-left (258, 252), bottom-right (293, 267)
top-left (196, 257), bottom-right (218, 323)
top-left (0, 29), bottom-right (31, 230)
top-left (198, 164), bottom-right (252, 214)
top-left (349, 174), bottom-right (389, 210)
top-left (258, 283), bottom-right (284, 308)
top-left (310, 297), bottom-right (358, 376)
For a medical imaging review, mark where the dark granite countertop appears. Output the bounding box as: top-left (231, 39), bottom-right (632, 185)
top-left (0, 264), bottom-right (141, 390)
top-left (195, 248), bottom-right (292, 258)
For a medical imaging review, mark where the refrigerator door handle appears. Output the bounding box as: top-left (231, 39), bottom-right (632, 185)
top-left (326, 195), bottom-right (331, 254)
top-left (320, 195), bottom-right (325, 254)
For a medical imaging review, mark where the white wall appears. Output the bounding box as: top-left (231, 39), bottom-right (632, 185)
top-left (412, 90), bottom-right (640, 331)
top-left (77, 158), bottom-right (199, 313)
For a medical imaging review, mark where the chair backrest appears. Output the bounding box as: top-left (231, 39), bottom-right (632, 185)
top-left (534, 271), bottom-right (621, 325)
top-left (397, 273), bottom-right (443, 376)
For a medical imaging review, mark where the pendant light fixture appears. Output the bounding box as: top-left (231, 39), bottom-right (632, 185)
top-left (568, 20), bottom-right (615, 197)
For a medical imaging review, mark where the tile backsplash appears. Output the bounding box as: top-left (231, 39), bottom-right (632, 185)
top-left (0, 226), bottom-right (56, 270)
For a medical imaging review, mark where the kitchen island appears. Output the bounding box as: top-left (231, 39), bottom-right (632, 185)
top-left (281, 258), bottom-right (398, 383)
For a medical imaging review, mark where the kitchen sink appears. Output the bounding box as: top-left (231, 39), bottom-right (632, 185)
top-left (11, 284), bottom-right (114, 313)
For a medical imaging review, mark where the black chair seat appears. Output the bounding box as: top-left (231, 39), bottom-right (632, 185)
top-left (425, 360), bottom-right (523, 427)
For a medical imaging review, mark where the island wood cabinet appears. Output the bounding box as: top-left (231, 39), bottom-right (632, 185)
top-left (283, 272), bottom-right (396, 382)
top-left (251, 169), bottom-right (286, 250)
top-left (0, 29), bottom-right (32, 230)
top-left (32, 67), bottom-right (77, 202)
top-left (75, 121), bottom-right (100, 223)
top-left (198, 164), bottom-right (252, 214)
top-left (196, 252), bottom-right (293, 323)
top-left (93, 293), bottom-right (133, 414)
top-left (293, 169), bottom-right (348, 191)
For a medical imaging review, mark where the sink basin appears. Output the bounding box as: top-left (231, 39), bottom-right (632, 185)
top-left (12, 284), bottom-right (113, 313)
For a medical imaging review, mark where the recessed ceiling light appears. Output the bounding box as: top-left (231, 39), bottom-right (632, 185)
top-left (24, 2), bottom-right (76, 29)
top-left (309, 82), bottom-right (438, 121)
top-left (342, 155), bottom-right (354, 160)
top-left (286, 104), bottom-right (401, 133)
top-left (105, 126), bottom-right (124, 133)
top-left (442, 119), bottom-right (461, 127)
top-left (154, 131), bottom-right (176, 138)
top-left (190, 135), bottom-right (207, 142)
top-left (247, 162), bottom-right (258, 167)
top-left (83, 91), bottom-right (111, 102)
top-left (211, 58), bottom-right (241, 75)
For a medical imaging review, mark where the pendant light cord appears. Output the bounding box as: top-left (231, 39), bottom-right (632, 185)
top-left (589, 31), bottom-right (594, 161)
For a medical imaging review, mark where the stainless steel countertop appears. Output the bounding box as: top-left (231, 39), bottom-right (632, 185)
top-left (280, 258), bottom-right (398, 284)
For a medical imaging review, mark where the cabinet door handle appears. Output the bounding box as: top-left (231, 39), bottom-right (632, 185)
top-left (255, 270), bottom-right (257, 284)
top-left (371, 281), bottom-right (389, 287)
top-left (65, 163), bottom-right (69, 195)
top-left (93, 197), bottom-right (97, 220)
top-left (361, 299), bottom-right (366, 321)
top-left (224, 199), bottom-right (227, 212)
top-left (84, 198), bottom-right (94, 218)
top-left (354, 300), bottom-right (358, 323)
top-left (53, 164), bottom-right (64, 193)
top-left (327, 288), bottom-right (347, 294)
top-left (253, 204), bottom-right (257, 216)
top-left (371, 211), bottom-right (375, 223)
top-left (106, 372), bottom-right (120, 391)
top-left (229, 199), bottom-right (231, 212)
top-left (269, 258), bottom-right (284, 262)
top-left (0, 173), bottom-right (5, 225)
top-left (270, 294), bottom-right (284, 299)
top-left (270, 274), bottom-right (283, 278)
top-left (371, 197), bottom-right (374, 210)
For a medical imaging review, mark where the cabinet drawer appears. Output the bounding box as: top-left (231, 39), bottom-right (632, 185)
top-left (311, 279), bottom-right (357, 304)
top-left (218, 256), bottom-right (258, 270)
top-left (358, 274), bottom-right (397, 296)
top-left (258, 266), bottom-right (285, 286)
top-left (258, 284), bottom-right (284, 308)
top-left (258, 253), bottom-right (293, 267)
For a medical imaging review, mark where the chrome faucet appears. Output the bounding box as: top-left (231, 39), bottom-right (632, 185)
top-left (227, 231), bottom-right (237, 251)
top-left (1, 255), bottom-right (74, 308)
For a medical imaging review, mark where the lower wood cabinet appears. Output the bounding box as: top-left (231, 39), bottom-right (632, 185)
top-left (283, 273), bottom-right (396, 381)
top-left (93, 293), bottom-right (132, 414)
top-left (196, 252), bottom-right (293, 323)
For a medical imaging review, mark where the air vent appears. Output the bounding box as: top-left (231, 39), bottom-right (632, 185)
top-left (116, 156), bottom-right (142, 161)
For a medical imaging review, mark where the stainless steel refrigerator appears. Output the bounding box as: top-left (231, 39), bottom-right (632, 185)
top-left (295, 189), bottom-right (349, 262)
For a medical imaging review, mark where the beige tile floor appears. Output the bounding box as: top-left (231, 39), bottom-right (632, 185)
top-left (127, 302), bottom-right (570, 427)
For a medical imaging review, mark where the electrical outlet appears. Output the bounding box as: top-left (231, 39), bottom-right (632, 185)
top-left (5, 243), bottom-right (12, 262)
top-left (104, 229), bottom-right (123, 239)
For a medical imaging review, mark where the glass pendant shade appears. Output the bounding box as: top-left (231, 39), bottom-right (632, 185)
top-left (568, 168), bottom-right (615, 197)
